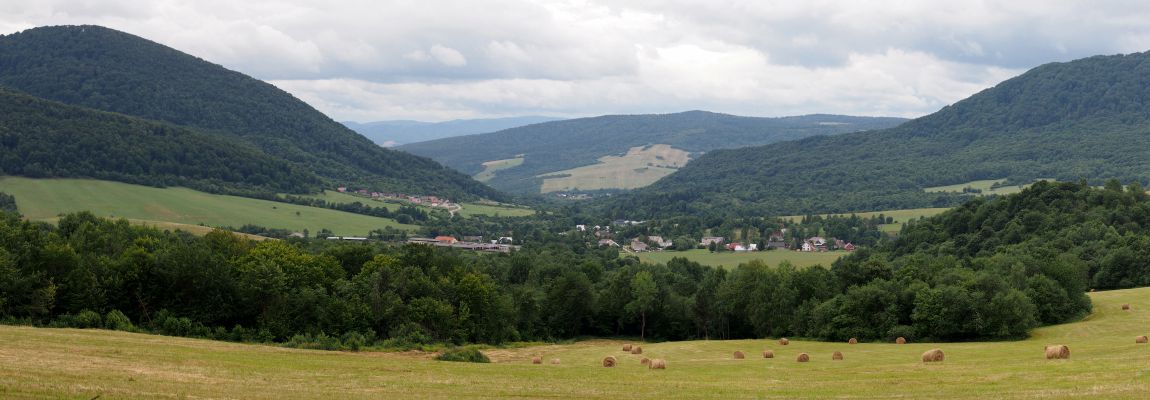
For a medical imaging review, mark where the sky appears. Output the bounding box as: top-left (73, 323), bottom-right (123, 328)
top-left (4, 1), bottom-right (1150, 122)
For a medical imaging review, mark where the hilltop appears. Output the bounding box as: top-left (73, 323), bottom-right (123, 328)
top-left (399, 111), bottom-right (905, 194)
top-left (0, 25), bottom-right (502, 201)
top-left (343, 116), bottom-right (563, 147)
top-left (607, 51), bottom-right (1150, 218)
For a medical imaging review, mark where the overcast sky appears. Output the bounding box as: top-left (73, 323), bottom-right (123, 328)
top-left (4, 1), bottom-right (1150, 122)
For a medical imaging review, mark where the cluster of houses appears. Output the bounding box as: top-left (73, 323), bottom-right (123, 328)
top-left (336, 186), bottom-right (456, 210)
top-left (406, 235), bottom-right (519, 253)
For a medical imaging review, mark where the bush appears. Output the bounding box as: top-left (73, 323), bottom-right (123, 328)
top-left (104, 309), bottom-right (134, 331)
top-left (284, 332), bottom-right (343, 351)
top-left (73, 310), bottom-right (103, 328)
top-left (434, 347), bottom-right (490, 363)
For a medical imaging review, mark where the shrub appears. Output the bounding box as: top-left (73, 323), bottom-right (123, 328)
top-left (104, 309), bottom-right (134, 331)
top-left (73, 310), bottom-right (103, 328)
top-left (435, 347), bottom-right (490, 363)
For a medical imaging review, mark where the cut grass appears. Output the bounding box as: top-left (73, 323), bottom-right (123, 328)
top-left (0, 177), bottom-right (417, 236)
top-left (925, 178), bottom-right (1053, 196)
top-left (781, 207), bottom-right (951, 234)
top-left (3, 288), bottom-right (1149, 399)
top-left (474, 156), bottom-right (525, 183)
top-left (458, 202), bottom-right (535, 218)
top-left (637, 249), bottom-right (846, 269)
top-left (538, 144), bottom-right (690, 193)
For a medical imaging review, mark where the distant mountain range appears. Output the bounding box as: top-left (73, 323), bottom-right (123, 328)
top-left (344, 116), bottom-right (564, 147)
top-left (0, 25), bottom-right (504, 201)
top-left (399, 112), bottom-right (906, 194)
top-left (605, 50), bottom-right (1150, 218)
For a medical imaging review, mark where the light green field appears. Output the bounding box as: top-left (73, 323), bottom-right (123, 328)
top-left (638, 249), bottom-right (847, 269)
top-left (458, 202), bottom-right (536, 218)
top-left (925, 178), bottom-right (1052, 196)
top-left (0, 177), bottom-right (416, 236)
top-left (293, 190), bottom-right (400, 210)
top-left (474, 156), bottom-right (525, 182)
top-left (782, 207), bottom-right (951, 234)
top-left (538, 144), bottom-right (690, 193)
top-left (3, 288), bottom-right (1150, 399)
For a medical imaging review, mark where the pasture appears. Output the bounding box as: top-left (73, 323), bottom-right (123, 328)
top-left (0, 177), bottom-right (416, 236)
top-left (637, 249), bottom-right (846, 269)
top-left (538, 144), bottom-right (690, 193)
top-left (474, 156), bottom-right (525, 182)
top-left (458, 202), bottom-right (536, 218)
top-left (782, 207), bottom-right (951, 234)
top-left (925, 178), bottom-right (1052, 197)
top-left (2, 288), bottom-right (1149, 399)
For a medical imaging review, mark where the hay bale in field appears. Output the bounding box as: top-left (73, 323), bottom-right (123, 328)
top-left (623, 343), bottom-right (633, 351)
top-left (762, 350), bottom-right (775, 359)
top-left (1045, 345), bottom-right (1070, 359)
top-left (848, 338), bottom-right (858, 344)
top-left (779, 338), bottom-right (790, 345)
top-left (896, 337), bottom-right (907, 344)
top-left (1122, 304), bottom-right (1131, 310)
top-left (1137, 335), bottom-right (1148, 344)
top-left (921, 349), bottom-right (945, 363)
top-left (649, 359), bottom-right (666, 370)
top-left (641, 357), bottom-right (651, 365)
top-left (532, 356), bottom-right (542, 364)
top-left (733, 350), bottom-right (745, 359)
top-left (832, 351), bottom-right (843, 360)
top-left (631, 346), bottom-right (643, 354)
top-left (796, 353), bottom-right (810, 362)
top-left (603, 356), bottom-right (617, 367)
top-left (551, 358), bottom-right (561, 364)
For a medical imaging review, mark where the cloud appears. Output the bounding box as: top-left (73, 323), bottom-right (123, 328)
top-left (2, 1), bottom-right (1149, 121)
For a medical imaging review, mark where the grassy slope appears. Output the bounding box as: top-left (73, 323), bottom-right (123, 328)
top-left (474, 157), bottom-right (525, 183)
top-left (538, 144), bottom-right (691, 193)
top-left (457, 203), bottom-right (536, 218)
top-left (1, 177), bottom-right (416, 236)
top-left (295, 190), bottom-right (534, 218)
top-left (925, 178), bottom-right (1052, 196)
top-left (637, 249), bottom-right (846, 269)
top-left (2, 289), bottom-right (1148, 399)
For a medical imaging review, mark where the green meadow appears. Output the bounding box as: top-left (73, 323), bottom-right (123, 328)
top-left (637, 249), bottom-right (847, 269)
top-left (2, 288), bottom-right (1149, 399)
top-left (0, 177), bottom-right (416, 236)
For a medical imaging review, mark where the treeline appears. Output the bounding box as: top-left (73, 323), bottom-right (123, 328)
top-left (4, 182), bottom-right (1134, 346)
top-left (278, 194), bottom-right (432, 224)
top-left (0, 192), bottom-right (14, 213)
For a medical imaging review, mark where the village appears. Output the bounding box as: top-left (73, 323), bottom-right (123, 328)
top-left (581, 223), bottom-right (856, 253)
top-left (335, 186), bottom-right (461, 213)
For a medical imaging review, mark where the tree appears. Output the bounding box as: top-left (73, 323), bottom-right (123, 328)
top-left (627, 271), bottom-right (658, 340)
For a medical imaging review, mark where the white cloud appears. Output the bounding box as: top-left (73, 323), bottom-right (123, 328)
top-left (1, 0), bottom-right (1149, 121)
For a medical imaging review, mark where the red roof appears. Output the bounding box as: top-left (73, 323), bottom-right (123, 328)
top-left (435, 236), bottom-right (457, 243)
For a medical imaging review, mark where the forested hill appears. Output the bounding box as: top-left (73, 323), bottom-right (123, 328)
top-left (0, 25), bottom-right (502, 201)
top-left (0, 88), bottom-right (320, 195)
top-left (343, 116), bottom-right (564, 147)
top-left (398, 111), bottom-right (906, 194)
top-left (606, 51), bottom-right (1150, 218)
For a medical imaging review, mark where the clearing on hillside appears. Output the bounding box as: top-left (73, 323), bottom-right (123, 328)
top-left (0, 177), bottom-right (416, 236)
top-left (538, 144), bottom-right (691, 193)
top-left (474, 156), bottom-right (526, 183)
top-left (925, 178), bottom-right (1053, 196)
top-left (2, 288), bottom-right (1149, 398)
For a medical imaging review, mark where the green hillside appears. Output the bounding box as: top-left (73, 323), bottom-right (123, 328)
top-left (399, 111), bottom-right (905, 194)
top-left (609, 51), bottom-right (1150, 218)
top-left (0, 177), bottom-right (414, 236)
top-left (0, 25), bottom-right (502, 201)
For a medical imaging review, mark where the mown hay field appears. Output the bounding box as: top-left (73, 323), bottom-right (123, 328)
top-left (4, 288), bottom-right (1149, 399)
top-left (538, 144), bottom-right (690, 193)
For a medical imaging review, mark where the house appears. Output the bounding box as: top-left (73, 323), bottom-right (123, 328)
top-left (747, 243), bottom-right (758, 251)
top-left (575, 224), bottom-right (587, 232)
top-left (337, 186), bottom-right (347, 193)
top-left (700, 236), bottom-right (725, 246)
top-left (647, 236), bottom-right (672, 248)
top-left (727, 243), bottom-right (749, 252)
top-left (765, 241), bottom-right (788, 250)
top-left (598, 239), bottom-right (620, 247)
top-left (843, 242), bottom-right (856, 251)
top-left (834, 239), bottom-right (846, 250)
top-left (631, 240), bottom-right (649, 252)
top-left (801, 242), bottom-right (815, 252)
top-left (768, 229), bottom-right (787, 242)
top-left (435, 236), bottom-right (458, 244)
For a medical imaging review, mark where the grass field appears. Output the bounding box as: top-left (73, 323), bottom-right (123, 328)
top-left (458, 202), bottom-right (536, 218)
top-left (474, 156), bottom-right (525, 182)
top-left (637, 249), bottom-right (846, 269)
top-left (782, 207), bottom-right (951, 234)
top-left (292, 190), bottom-right (400, 211)
top-left (538, 144), bottom-right (690, 193)
top-left (925, 178), bottom-right (1052, 196)
top-left (3, 288), bottom-right (1150, 399)
top-left (0, 177), bottom-right (417, 236)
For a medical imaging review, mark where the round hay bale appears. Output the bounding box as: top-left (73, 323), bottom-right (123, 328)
top-left (641, 357), bottom-right (651, 365)
top-left (896, 337), bottom-right (907, 344)
top-left (531, 356), bottom-right (542, 364)
top-left (1122, 304), bottom-right (1131, 310)
top-left (796, 353), bottom-right (810, 362)
top-left (622, 344), bottom-right (633, 351)
top-left (762, 350), bottom-right (775, 359)
top-left (733, 350), bottom-right (745, 359)
top-left (848, 338), bottom-right (858, 344)
top-left (1044, 345), bottom-right (1070, 360)
top-left (551, 358), bottom-right (561, 364)
top-left (832, 351), bottom-right (843, 360)
top-left (649, 359), bottom-right (666, 370)
top-left (631, 346), bottom-right (643, 355)
top-left (921, 348), bottom-right (945, 363)
top-left (602, 356), bottom-right (617, 367)
top-left (1137, 335), bottom-right (1148, 344)
top-left (779, 338), bottom-right (790, 346)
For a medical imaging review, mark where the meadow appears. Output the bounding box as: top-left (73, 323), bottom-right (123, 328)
top-left (782, 207), bottom-right (951, 234)
top-left (925, 178), bottom-right (1052, 196)
top-left (0, 177), bottom-right (416, 236)
top-left (637, 249), bottom-right (847, 269)
top-left (474, 156), bottom-right (525, 183)
top-left (2, 288), bottom-right (1148, 399)
top-left (538, 144), bottom-right (690, 193)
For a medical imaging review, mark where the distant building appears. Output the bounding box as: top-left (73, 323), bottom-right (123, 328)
top-left (598, 239), bottom-right (620, 247)
top-left (631, 240), bottom-right (649, 252)
top-left (435, 236), bottom-right (458, 244)
top-left (700, 237), bottom-right (725, 246)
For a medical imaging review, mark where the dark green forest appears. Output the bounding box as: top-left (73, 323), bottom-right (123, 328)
top-left (399, 111), bottom-right (905, 194)
top-left (6, 182), bottom-right (1147, 347)
top-left (0, 25), bottom-right (502, 201)
top-left (607, 51), bottom-right (1150, 219)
